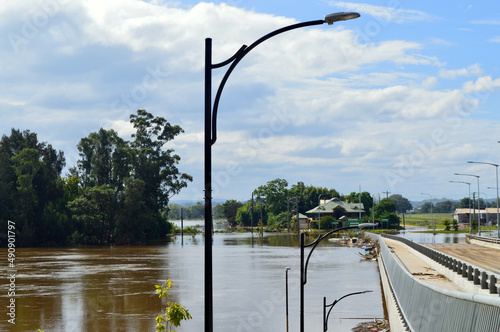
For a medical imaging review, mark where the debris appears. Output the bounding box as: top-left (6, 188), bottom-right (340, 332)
top-left (352, 318), bottom-right (390, 331)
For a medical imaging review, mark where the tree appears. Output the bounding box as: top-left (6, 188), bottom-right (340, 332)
top-left (374, 198), bottom-right (397, 218)
top-left (457, 197), bottom-right (472, 209)
top-left (129, 110), bottom-right (192, 212)
top-left (389, 194), bottom-right (413, 214)
top-left (254, 178), bottom-right (289, 216)
top-left (68, 185), bottom-right (116, 244)
top-left (0, 129), bottom-right (66, 246)
top-left (347, 191), bottom-right (373, 216)
top-left (435, 200), bottom-right (453, 213)
top-left (419, 202), bottom-right (433, 214)
top-left (289, 182), bottom-right (340, 213)
top-left (76, 128), bottom-right (132, 190)
top-left (222, 199), bottom-right (243, 226)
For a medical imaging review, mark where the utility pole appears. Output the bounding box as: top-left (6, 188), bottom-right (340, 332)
top-left (382, 191), bottom-right (391, 199)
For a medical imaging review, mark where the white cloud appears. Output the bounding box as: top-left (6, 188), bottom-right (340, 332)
top-left (1, 0), bottom-right (500, 201)
top-left (439, 64), bottom-right (483, 79)
top-left (331, 1), bottom-right (436, 24)
top-left (470, 19), bottom-right (500, 25)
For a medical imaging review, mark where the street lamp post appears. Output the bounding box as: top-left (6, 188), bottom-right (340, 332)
top-left (285, 267), bottom-right (291, 332)
top-left (300, 223), bottom-right (375, 332)
top-left (468, 161), bottom-right (500, 238)
top-left (421, 193), bottom-right (434, 232)
top-left (204, 12), bottom-right (360, 331)
top-left (449, 181), bottom-right (472, 233)
top-left (455, 173), bottom-right (481, 235)
top-left (323, 290), bottom-right (373, 332)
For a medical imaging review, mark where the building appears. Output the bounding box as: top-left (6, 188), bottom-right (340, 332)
top-left (306, 197), bottom-right (365, 222)
top-left (453, 208), bottom-right (499, 226)
top-left (292, 213), bottom-right (310, 230)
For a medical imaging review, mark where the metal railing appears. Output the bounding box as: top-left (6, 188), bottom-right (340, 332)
top-left (382, 234), bottom-right (500, 295)
top-left (467, 234), bottom-right (500, 245)
top-left (374, 234), bottom-right (500, 332)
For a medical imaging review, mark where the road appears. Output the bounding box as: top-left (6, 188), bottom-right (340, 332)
top-left (424, 243), bottom-right (500, 275)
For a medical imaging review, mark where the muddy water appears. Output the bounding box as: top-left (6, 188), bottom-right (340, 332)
top-left (1, 233), bottom-right (384, 332)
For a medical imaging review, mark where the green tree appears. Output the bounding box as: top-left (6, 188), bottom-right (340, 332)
top-left (68, 185), bottom-right (116, 244)
top-left (129, 110), bottom-right (192, 212)
top-left (374, 198), bottom-right (396, 217)
top-left (418, 202), bottom-right (433, 214)
top-left (389, 194), bottom-right (413, 214)
top-left (254, 178), bottom-right (289, 216)
top-left (0, 129), bottom-right (66, 246)
top-left (222, 199), bottom-right (243, 226)
top-left (184, 202), bottom-right (204, 219)
top-left (435, 200), bottom-right (453, 213)
top-left (76, 128), bottom-right (132, 190)
top-left (443, 218), bottom-right (451, 231)
top-left (289, 182), bottom-right (340, 214)
top-left (347, 191), bottom-right (373, 216)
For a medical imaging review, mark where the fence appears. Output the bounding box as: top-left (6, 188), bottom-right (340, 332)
top-left (382, 234), bottom-right (499, 295)
top-left (374, 234), bottom-right (500, 331)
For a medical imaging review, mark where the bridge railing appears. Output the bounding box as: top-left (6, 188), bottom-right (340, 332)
top-left (467, 234), bottom-right (500, 245)
top-left (381, 233), bottom-right (500, 295)
top-left (374, 234), bottom-right (500, 332)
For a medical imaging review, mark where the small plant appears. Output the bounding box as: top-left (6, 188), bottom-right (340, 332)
top-left (155, 279), bottom-right (192, 332)
top-left (452, 219), bottom-right (459, 231)
top-left (442, 219), bottom-right (451, 231)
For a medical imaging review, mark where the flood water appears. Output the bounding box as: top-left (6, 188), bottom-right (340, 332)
top-left (1, 225), bottom-right (385, 332)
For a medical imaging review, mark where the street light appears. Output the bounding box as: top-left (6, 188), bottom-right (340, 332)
top-left (468, 161), bottom-right (500, 238)
top-left (300, 223), bottom-right (375, 332)
top-left (421, 193), bottom-right (434, 232)
top-left (449, 181), bottom-right (472, 233)
top-left (323, 290), bottom-right (373, 332)
top-left (204, 12), bottom-right (360, 331)
top-left (285, 267), bottom-right (291, 332)
top-left (455, 173), bottom-right (481, 235)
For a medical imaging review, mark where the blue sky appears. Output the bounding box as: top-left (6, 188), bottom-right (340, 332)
top-left (1, 0), bottom-right (500, 204)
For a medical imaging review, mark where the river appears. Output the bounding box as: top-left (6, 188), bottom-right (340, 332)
top-left (1, 223), bottom-right (385, 332)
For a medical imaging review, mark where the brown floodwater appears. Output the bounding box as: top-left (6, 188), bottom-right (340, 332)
top-left (1, 232), bottom-right (385, 331)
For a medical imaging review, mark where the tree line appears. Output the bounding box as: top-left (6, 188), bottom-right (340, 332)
top-left (202, 179), bottom-right (414, 230)
top-left (0, 110), bottom-right (192, 246)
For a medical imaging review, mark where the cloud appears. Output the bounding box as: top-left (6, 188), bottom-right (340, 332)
top-left (1, 0), bottom-right (499, 201)
top-left (470, 19), bottom-right (500, 25)
top-left (439, 64), bottom-right (483, 79)
top-left (490, 36), bottom-right (500, 43)
top-left (331, 1), bottom-right (437, 24)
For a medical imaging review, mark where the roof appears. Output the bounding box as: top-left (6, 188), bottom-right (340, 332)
top-left (306, 197), bottom-right (365, 214)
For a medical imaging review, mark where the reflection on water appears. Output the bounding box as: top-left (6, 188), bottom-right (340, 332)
top-left (1, 233), bottom-right (384, 332)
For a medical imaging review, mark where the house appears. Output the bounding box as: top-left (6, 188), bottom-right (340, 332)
top-left (305, 197), bottom-right (365, 224)
top-left (453, 208), bottom-right (499, 226)
top-left (292, 213), bottom-right (310, 230)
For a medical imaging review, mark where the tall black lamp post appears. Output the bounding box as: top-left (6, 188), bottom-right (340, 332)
top-left (323, 290), bottom-right (373, 331)
top-left (204, 12), bottom-right (360, 332)
top-left (300, 223), bottom-right (374, 332)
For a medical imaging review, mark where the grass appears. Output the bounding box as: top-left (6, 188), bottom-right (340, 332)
top-left (403, 213), bottom-right (453, 227)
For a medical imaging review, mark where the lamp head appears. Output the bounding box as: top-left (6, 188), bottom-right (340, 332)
top-left (286, 267), bottom-right (291, 271)
top-left (324, 12), bottom-right (360, 25)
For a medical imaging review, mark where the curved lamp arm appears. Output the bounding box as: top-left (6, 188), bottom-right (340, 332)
top-left (303, 223), bottom-right (375, 285)
top-left (209, 12), bottom-right (360, 145)
top-left (324, 290), bottom-right (373, 331)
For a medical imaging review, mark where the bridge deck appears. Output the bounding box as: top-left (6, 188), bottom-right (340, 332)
top-left (424, 243), bottom-right (500, 275)
top-left (383, 238), bottom-right (464, 292)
